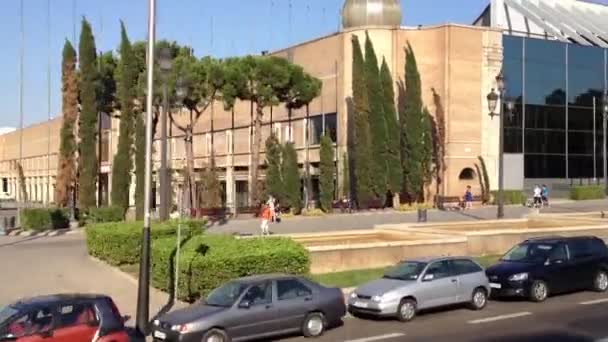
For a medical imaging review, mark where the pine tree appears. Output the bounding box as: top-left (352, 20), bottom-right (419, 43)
top-left (265, 134), bottom-right (283, 201)
top-left (111, 22), bottom-right (136, 212)
top-left (55, 40), bottom-right (78, 207)
top-left (364, 32), bottom-right (389, 197)
top-left (351, 35), bottom-right (373, 206)
top-left (319, 134), bottom-right (335, 212)
top-left (401, 43), bottom-right (426, 200)
top-left (380, 58), bottom-right (402, 195)
top-left (77, 18), bottom-right (99, 209)
top-left (281, 142), bottom-right (301, 213)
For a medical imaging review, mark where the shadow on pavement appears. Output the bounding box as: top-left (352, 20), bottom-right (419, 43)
top-left (474, 331), bottom-right (594, 342)
top-left (0, 234), bottom-right (48, 247)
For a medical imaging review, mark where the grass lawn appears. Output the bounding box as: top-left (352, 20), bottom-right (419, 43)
top-left (311, 255), bottom-right (501, 289)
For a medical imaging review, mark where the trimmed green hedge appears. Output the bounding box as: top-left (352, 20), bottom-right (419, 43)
top-left (85, 219), bottom-right (206, 266)
top-left (85, 206), bottom-right (125, 224)
top-left (570, 185), bottom-right (605, 200)
top-left (491, 190), bottom-right (526, 205)
top-left (21, 208), bottom-right (70, 231)
top-left (151, 235), bottom-right (310, 302)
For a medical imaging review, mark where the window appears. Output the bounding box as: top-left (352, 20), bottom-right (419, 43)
top-left (383, 262), bottom-right (427, 281)
top-left (242, 282), bottom-right (272, 306)
top-left (424, 260), bottom-right (451, 279)
top-left (568, 239), bottom-right (594, 259)
top-left (57, 303), bottom-right (97, 328)
top-left (591, 239), bottom-right (608, 256)
top-left (325, 113), bottom-right (338, 143)
top-left (548, 244), bottom-right (568, 262)
top-left (1, 178), bottom-right (7, 193)
top-left (451, 260), bottom-right (482, 275)
top-left (308, 116), bottom-right (323, 145)
top-left (277, 279), bottom-right (312, 301)
top-left (458, 168), bottom-right (476, 180)
top-left (7, 308), bottom-right (54, 337)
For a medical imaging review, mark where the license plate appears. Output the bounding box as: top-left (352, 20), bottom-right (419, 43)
top-left (353, 301), bottom-right (368, 308)
top-left (153, 331), bottom-right (167, 340)
top-left (490, 283), bottom-right (502, 289)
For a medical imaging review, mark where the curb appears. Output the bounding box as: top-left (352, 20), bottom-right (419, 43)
top-left (5, 228), bottom-right (82, 238)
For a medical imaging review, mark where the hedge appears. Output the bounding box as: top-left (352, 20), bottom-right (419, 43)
top-left (151, 235), bottom-right (310, 302)
top-left (85, 219), bottom-right (206, 266)
top-left (570, 185), bottom-right (605, 200)
top-left (85, 206), bottom-right (125, 224)
top-left (491, 190), bottom-right (526, 205)
top-left (21, 208), bottom-right (70, 231)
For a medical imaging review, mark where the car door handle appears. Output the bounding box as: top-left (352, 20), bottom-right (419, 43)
top-left (451, 279), bottom-right (458, 283)
top-left (304, 296), bottom-right (313, 301)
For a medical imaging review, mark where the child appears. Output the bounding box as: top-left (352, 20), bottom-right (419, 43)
top-left (541, 184), bottom-right (549, 207)
top-left (464, 186), bottom-right (473, 210)
top-left (260, 204), bottom-right (272, 236)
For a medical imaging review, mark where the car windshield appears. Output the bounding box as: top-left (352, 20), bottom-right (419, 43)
top-left (383, 262), bottom-right (427, 281)
top-left (501, 243), bottom-right (555, 263)
top-left (0, 306), bottom-right (18, 325)
top-left (205, 281), bottom-right (248, 307)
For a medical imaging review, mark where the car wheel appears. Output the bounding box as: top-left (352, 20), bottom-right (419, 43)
top-left (469, 287), bottom-right (488, 310)
top-left (529, 280), bottom-right (549, 302)
top-left (396, 298), bottom-right (417, 322)
top-left (201, 328), bottom-right (230, 342)
top-left (302, 312), bottom-right (326, 338)
top-left (593, 270), bottom-right (608, 292)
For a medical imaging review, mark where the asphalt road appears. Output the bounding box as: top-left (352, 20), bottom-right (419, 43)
top-left (284, 290), bottom-right (608, 342)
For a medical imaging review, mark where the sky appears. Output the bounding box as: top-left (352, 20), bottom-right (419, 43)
top-left (0, 0), bottom-right (490, 128)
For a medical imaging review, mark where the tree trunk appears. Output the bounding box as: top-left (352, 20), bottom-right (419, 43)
top-left (249, 104), bottom-right (264, 205)
top-left (185, 129), bottom-right (197, 211)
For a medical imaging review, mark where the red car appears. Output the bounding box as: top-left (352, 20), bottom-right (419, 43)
top-left (0, 294), bottom-right (130, 342)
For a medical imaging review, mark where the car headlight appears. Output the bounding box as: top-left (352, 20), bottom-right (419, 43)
top-left (153, 319), bottom-right (160, 326)
top-left (171, 324), bottom-right (191, 333)
top-left (372, 295), bottom-right (383, 303)
top-left (508, 272), bottom-right (528, 281)
top-left (350, 292), bottom-right (357, 299)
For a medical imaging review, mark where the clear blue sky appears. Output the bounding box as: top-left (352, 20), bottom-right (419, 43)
top-left (0, 0), bottom-right (489, 128)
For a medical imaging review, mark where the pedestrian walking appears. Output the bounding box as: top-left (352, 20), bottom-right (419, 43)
top-left (267, 195), bottom-right (276, 222)
top-left (464, 185), bottom-right (473, 210)
top-left (541, 184), bottom-right (549, 207)
top-left (533, 184), bottom-right (542, 208)
top-left (260, 204), bottom-right (272, 236)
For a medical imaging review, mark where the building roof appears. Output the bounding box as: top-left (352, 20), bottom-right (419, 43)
top-left (474, 0), bottom-right (608, 47)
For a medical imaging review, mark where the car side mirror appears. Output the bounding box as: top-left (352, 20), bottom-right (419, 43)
top-left (122, 315), bottom-right (131, 324)
top-left (0, 334), bottom-right (17, 341)
top-left (238, 300), bottom-right (251, 309)
top-left (423, 274), bottom-right (434, 282)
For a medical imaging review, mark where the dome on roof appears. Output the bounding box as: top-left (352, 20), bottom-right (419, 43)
top-left (342, 0), bottom-right (403, 29)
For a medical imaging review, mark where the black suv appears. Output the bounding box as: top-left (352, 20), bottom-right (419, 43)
top-left (486, 236), bottom-right (608, 302)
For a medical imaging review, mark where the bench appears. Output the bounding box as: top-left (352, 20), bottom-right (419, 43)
top-left (436, 195), bottom-right (483, 210)
top-left (236, 206), bottom-right (261, 217)
top-left (332, 200), bottom-right (354, 213)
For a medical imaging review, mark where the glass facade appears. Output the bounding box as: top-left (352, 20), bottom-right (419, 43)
top-left (503, 35), bottom-right (607, 179)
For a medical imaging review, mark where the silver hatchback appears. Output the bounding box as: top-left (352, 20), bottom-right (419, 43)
top-left (347, 256), bottom-right (490, 322)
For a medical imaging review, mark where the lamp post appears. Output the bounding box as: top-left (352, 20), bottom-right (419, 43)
top-left (174, 78), bottom-right (190, 215)
top-left (487, 72), bottom-right (514, 219)
top-left (603, 91), bottom-right (608, 195)
top-left (159, 48), bottom-right (172, 221)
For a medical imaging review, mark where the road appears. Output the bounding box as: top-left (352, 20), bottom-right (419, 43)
top-left (285, 290), bottom-right (608, 342)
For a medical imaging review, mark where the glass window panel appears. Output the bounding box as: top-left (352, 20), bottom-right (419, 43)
top-left (503, 35), bottom-right (523, 62)
top-left (308, 115), bottom-right (323, 145)
top-left (505, 104), bottom-right (523, 129)
top-left (568, 107), bottom-right (595, 132)
top-left (524, 154), bottom-right (566, 178)
top-left (524, 105), bottom-right (565, 130)
top-left (524, 129), bottom-right (566, 154)
top-left (568, 131), bottom-right (594, 155)
top-left (525, 39), bottom-right (566, 107)
top-left (505, 128), bottom-right (522, 153)
top-left (324, 113), bottom-right (338, 143)
top-left (525, 38), bottom-right (566, 65)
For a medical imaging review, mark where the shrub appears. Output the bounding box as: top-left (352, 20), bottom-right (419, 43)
top-left (21, 208), bottom-right (69, 231)
top-left (491, 190), bottom-right (526, 205)
top-left (301, 208), bottom-right (325, 217)
top-left (86, 206), bottom-right (125, 224)
top-left (570, 185), bottom-right (605, 200)
top-left (85, 219), bottom-right (206, 266)
top-left (151, 235), bottom-right (310, 302)
top-left (397, 203), bottom-right (431, 212)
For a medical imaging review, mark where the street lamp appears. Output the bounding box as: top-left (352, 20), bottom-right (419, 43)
top-left (158, 48), bottom-right (172, 221)
top-left (486, 72), bottom-right (514, 219)
top-left (603, 91), bottom-right (608, 195)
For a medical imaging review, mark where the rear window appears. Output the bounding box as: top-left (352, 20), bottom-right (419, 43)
top-left (452, 259), bottom-right (483, 275)
top-left (591, 239), bottom-right (608, 256)
top-left (568, 239), bottom-right (606, 259)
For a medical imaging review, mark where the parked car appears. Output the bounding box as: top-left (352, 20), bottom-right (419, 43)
top-left (152, 274), bottom-right (346, 342)
top-left (347, 256), bottom-right (490, 322)
top-left (486, 236), bottom-right (608, 302)
top-left (0, 294), bottom-right (129, 342)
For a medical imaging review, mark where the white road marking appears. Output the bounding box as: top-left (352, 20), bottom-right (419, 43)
top-left (344, 333), bottom-right (406, 342)
top-left (467, 312), bottom-right (532, 324)
top-left (580, 298), bottom-right (608, 305)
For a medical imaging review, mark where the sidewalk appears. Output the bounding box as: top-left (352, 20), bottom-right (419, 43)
top-left (206, 199), bottom-right (608, 236)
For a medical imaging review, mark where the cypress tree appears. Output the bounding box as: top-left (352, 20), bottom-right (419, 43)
top-left (401, 43), bottom-right (425, 199)
top-left (55, 41), bottom-right (78, 207)
top-left (265, 134), bottom-right (283, 201)
top-left (364, 32), bottom-right (389, 197)
top-left (199, 163), bottom-right (222, 208)
top-left (380, 58), bottom-right (403, 195)
top-left (342, 152), bottom-right (350, 198)
top-left (319, 134), bottom-right (335, 212)
top-left (77, 18), bottom-right (99, 209)
top-left (281, 142), bottom-right (301, 213)
top-left (134, 111), bottom-right (145, 218)
top-left (421, 108), bottom-right (435, 200)
top-left (351, 35), bottom-right (373, 206)
top-left (111, 22), bottom-right (136, 212)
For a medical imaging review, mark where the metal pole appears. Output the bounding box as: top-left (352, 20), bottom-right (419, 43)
top-left (17, 0), bottom-right (25, 225)
top-left (498, 91), bottom-right (505, 219)
top-left (604, 95), bottom-right (608, 195)
top-left (136, 0), bottom-right (156, 336)
top-left (174, 220), bottom-right (181, 300)
top-left (159, 82), bottom-right (168, 221)
top-left (47, 0), bottom-right (51, 205)
top-left (594, 97), bottom-right (597, 181)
